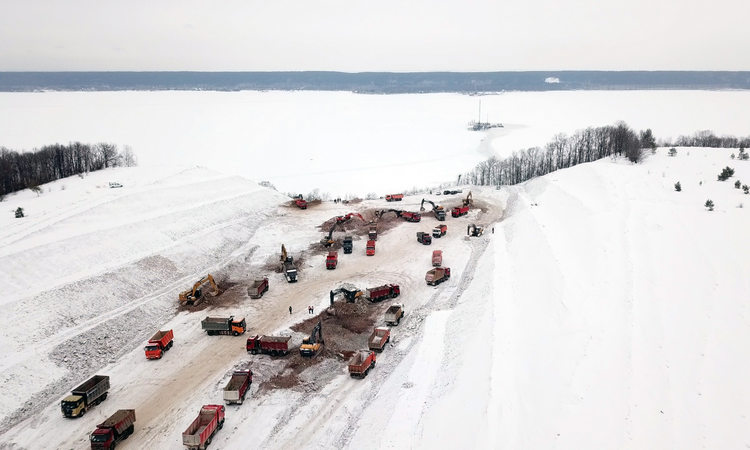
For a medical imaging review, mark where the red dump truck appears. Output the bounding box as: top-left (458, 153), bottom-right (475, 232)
top-left (294, 198), bottom-right (308, 209)
top-left (247, 278), bottom-right (269, 299)
top-left (368, 327), bottom-right (391, 352)
top-left (90, 409), bottom-right (136, 450)
top-left (432, 224), bottom-right (447, 238)
top-left (366, 240), bottom-right (376, 256)
top-left (451, 206), bottom-right (469, 217)
top-left (326, 251), bottom-right (338, 269)
top-left (348, 350), bottom-right (376, 378)
top-left (385, 194), bottom-right (404, 202)
top-left (246, 335), bottom-right (291, 356)
top-left (425, 267), bottom-right (451, 285)
top-left (402, 211), bottom-right (421, 222)
top-left (432, 250), bottom-right (443, 267)
top-left (416, 232), bottom-right (432, 245)
top-left (144, 329), bottom-right (174, 360)
top-left (223, 370), bottom-right (252, 405)
top-left (182, 405), bottom-right (225, 450)
top-left (365, 284), bottom-right (400, 302)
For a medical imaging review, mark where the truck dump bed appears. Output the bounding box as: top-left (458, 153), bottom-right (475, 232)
top-left (182, 408), bottom-right (218, 447)
top-left (262, 335), bottom-right (291, 347)
top-left (149, 329), bottom-right (173, 344)
top-left (348, 350), bottom-right (375, 376)
top-left (98, 409), bottom-right (136, 434)
top-left (368, 328), bottom-right (390, 351)
top-left (201, 316), bottom-right (231, 331)
top-left (72, 375), bottom-right (110, 399)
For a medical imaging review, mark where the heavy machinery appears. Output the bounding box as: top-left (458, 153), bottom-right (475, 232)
top-left (182, 405), bottom-right (225, 450)
top-left (280, 245), bottom-right (298, 282)
top-left (368, 226), bottom-right (378, 241)
top-left (467, 224), bottom-right (484, 237)
top-left (223, 370), bottom-right (252, 405)
top-left (61, 375), bottom-right (110, 418)
top-left (432, 224), bottom-right (447, 238)
top-left (342, 235), bottom-right (353, 253)
top-left (420, 199), bottom-right (446, 221)
top-left (299, 321), bottom-right (324, 357)
top-left (451, 205), bottom-right (469, 217)
top-left (463, 191), bottom-right (473, 207)
top-left (425, 267), bottom-right (451, 285)
top-left (321, 213), bottom-right (365, 247)
top-left (179, 274), bottom-right (219, 306)
top-left (326, 251), bottom-right (338, 269)
top-left (366, 240), bottom-right (376, 256)
top-left (385, 304), bottom-right (404, 326)
top-left (348, 350), bottom-right (376, 378)
top-left (90, 409), bottom-right (136, 449)
top-left (385, 194), bottom-right (404, 202)
top-left (376, 209), bottom-right (420, 222)
top-left (416, 232), bottom-right (432, 245)
top-left (293, 195), bottom-right (308, 209)
top-left (330, 287), bottom-right (363, 304)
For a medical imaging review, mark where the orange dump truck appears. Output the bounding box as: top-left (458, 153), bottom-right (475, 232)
top-left (348, 350), bottom-right (376, 378)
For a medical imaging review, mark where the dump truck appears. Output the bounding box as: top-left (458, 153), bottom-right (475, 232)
top-left (61, 375), bottom-right (110, 418)
top-left (293, 195), bottom-right (307, 209)
top-left (432, 224), bottom-right (447, 238)
top-left (425, 267), bottom-right (451, 285)
top-left (365, 284), bottom-right (400, 302)
top-left (416, 232), bottom-right (432, 245)
top-left (182, 405), bottom-right (225, 450)
top-left (420, 199), bottom-right (446, 221)
top-left (368, 327), bottom-right (391, 352)
top-left (223, 370), bottom-right (252, 405)
top-left (366, 240), bottom-right (376, 256)
top-left (201, 316), bottom-right (246, 336)
top-left (342, 235), bottom-right (353, 254)
top-left (385, 194), bottom-right (404, 202)
top-left (247, 278), bottom-right (269, 299)
top-left (326, 251), bottom-right (338, 269)
top-left (401, 211), bottom-right (421, 222)
top-left (451, 205), bottom-right (469, 217)
top-left (144, 329), bottom-right (174, 360)
top-left (432, 250), bottom-right (443, 267)
top-left (247, 335), bottom-right (291, 356)
top-left (348, 350), bottom-right (376, 378)
top-left (385, 304), bottom-right (404, 326)
top-left (90, 409), bottom-right (136, 450)
top-left (368, 226), bottom-right (378, 241)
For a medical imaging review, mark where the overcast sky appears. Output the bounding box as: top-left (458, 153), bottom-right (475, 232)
top-left (2, 0), bottom-right (749, 71)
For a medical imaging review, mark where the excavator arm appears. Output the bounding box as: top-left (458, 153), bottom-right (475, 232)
top-left (463, 191), bottom-right (473, 207)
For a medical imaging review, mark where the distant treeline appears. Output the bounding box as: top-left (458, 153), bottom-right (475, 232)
top-left (0, 143), bottom-right (136, 197)
top-left (460, 122), bottom-right (648, 186)
top-left (662, 130), bottom-right (750, 149)
top-left (2, 71), bottom-right (750, 93)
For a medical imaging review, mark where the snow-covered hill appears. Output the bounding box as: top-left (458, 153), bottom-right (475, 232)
top-left (0, 147), bottom-right (748, 449)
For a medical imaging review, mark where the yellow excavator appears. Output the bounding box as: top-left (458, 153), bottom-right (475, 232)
top-left (178, 274), bottom-right (219, 306)
top-left (299, 321), bottom-right (324, 357)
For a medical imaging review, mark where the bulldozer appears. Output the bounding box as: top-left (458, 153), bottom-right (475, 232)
top-left (467, 223), bottom-right (484, 237)
top-left (299, 321), bottom-right (324, 357)
top-left (330, 287), bottom-right (363, 305)
top-left (179, 274), bottom-right (219, 306)
top-left (420, 199), bottom-right (446, 221)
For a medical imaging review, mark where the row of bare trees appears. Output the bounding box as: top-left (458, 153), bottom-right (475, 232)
top-left (460, 122), bottom-right (645, 186)
top-left (662, 130), bottom-right (750, 149)
top-left (0, 142), bottom-right (136, 197)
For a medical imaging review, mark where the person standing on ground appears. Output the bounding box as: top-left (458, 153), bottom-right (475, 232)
top-left (311, 305), bottom-right (314, 314)
top-left (289, 306), bottom-right (292, 315)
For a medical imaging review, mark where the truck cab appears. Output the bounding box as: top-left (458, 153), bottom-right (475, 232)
top-left (144, 344), bottom-right (162, 359)
top-left (231, 318), bottom-right (247, 335)
top-left (61, 395), bottom-right (86, 418)
top-left (90, 429), bottom-right (115, 449)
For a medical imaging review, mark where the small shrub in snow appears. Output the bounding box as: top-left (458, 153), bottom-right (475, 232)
top-left (739, 148), bottom-right (749, 160)
top-left (258, 180), bottom-right (276, 190)
top-left (735, 180), bottom-right (742, 189)
top-left (15, 207), bottom-right (24, 218)
top-left (668, 148), bottom-right (677, 157)
top-left (705, 199), bottom-right (715, 211)
top-left (674, 182), bottom-right (682, 192)
top-left (717, 167), bottom-right (735, 181)
top-left (366, 192), bottom-right (378, 200)
top-left (731, 153), bottom-right (736, 159)
top-left (29, 185), bottom-right (42, 196)
top-left (743, 185), bottom-right (749, 194)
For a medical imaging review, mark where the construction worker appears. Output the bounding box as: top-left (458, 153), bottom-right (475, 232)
top-left (289, 306), bottom-right (292, 315)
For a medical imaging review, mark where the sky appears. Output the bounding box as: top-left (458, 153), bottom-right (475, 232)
top-left (1, 0), bottom-right (749, 71)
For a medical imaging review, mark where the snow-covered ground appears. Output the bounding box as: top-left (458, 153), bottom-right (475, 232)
top-left (1, 144), bottom-right (748, 449)
top-left (1, 90), bottom-right (750, 196)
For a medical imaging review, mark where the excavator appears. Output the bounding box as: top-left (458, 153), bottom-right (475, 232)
top-left (420, 199), bottom-right (446, 221)
top-left (376, 209), bottom-right (421, 222)
top-left (467, 223), bottom-right (484, 237)
top-left (179, 274), bottom-right (219, 306)
top-left (330, 287), bottom-right (363, 305)
top-left (321, 213), bottom-right (365, 247)
top-left (280, 245), bottom-right (298, 282)
top-left (299, 320), bottom-right (324, 357)
top-left (463, 191), bottom-right (473, 207)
